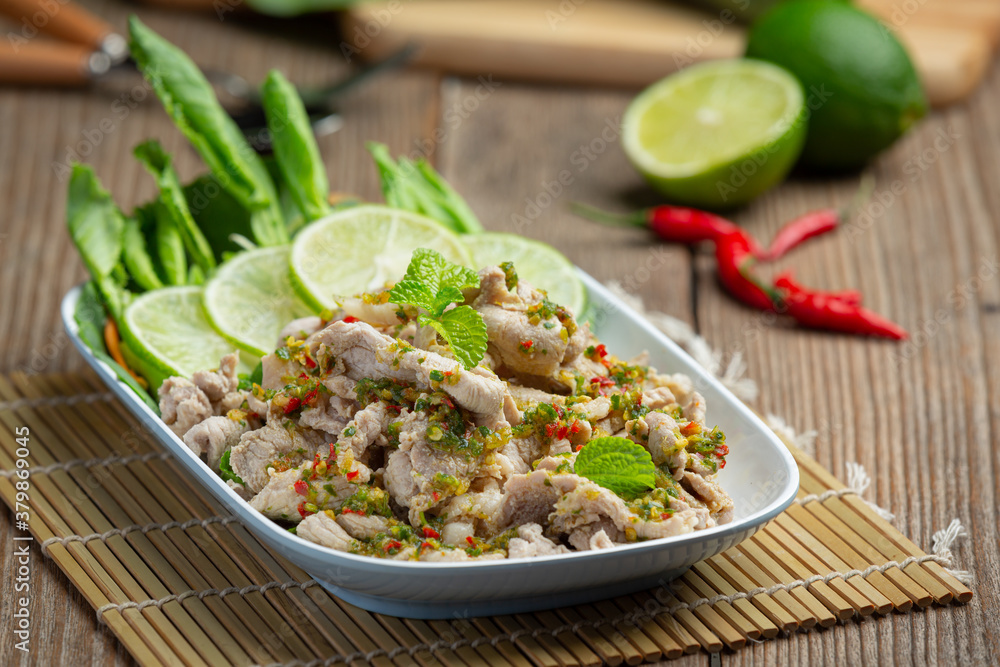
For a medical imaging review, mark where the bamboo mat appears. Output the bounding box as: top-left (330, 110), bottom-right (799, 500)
top-left (0, 371), bottom-right (972, 666)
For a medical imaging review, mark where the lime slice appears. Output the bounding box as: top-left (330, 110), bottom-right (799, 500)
top-left (623, 59), bottom-right (806, 208)
top-left (204, 246), bottom-right (314, 357)
top-left (290, 205), bottom-right (473, 311)
top-left (121, 286), bottom-right (250, 390)
top-left (463, 233), bottom-right (587, 316)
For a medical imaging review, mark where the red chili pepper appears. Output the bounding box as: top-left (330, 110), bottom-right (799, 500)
top-left (293, 479), bottom-right (309, 496)
top-left (420, 541), bottom-right (433, 551)
top-left (556, 425), bottom-right (569, 440)
top-left (774, 273), bottom-right (908, 339)
top-left (466, 536), bottom-right (476, 546)
top-left (715, 230), bottom-right (777, 311)
top-left (383, 540), bottom-right (402, 552)
top-left (304, 355), bottom-right (317, 369)
top-left (569, 421), bottom-right (582, 434)
top-left (422, 526), bottom-right (440, 539)
top-left (680, 422), bottom-right (701, 437)
top-left (571, 201), bottom-right (747, 246)
top-left (431, 491), bottom-right (440, 502)
top-left (343, 316), bottom-right (360, 323)
top-left (283, 396), bottom-right (302, 415)
top-left (302, 388), bottom-right (318, 405)
top-left (762, 208), bottom-right (841, 261)
top-left (660, 512), bottom-right (672, 521)
top-left (296, 502), bottom-right (312, 518)
top-left (346, 470), bottom-right (360, 481)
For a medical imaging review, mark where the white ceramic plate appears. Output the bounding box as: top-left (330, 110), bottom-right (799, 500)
top-left (61, 271), bottom-right (798, 619)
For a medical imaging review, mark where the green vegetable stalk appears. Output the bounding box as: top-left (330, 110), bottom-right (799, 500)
top-left (261, 69), bottom-right (331, 223)
top-left (367, 142), bottom-right (484, 235)
top-left (128, 16), bottom-right (287, 246)
top-left (134, 140), bottom-right (217, 276)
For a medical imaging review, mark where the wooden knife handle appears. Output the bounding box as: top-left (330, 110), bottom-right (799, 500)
top-left (0, 41), bottom-right (98, 86)
top-left (0, 0), bottom-right (115, 51)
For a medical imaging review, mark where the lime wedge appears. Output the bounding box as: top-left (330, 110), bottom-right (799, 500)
top-left (623, 59), bottom-right (806, 208)
top-left (204, 246), bottom-right (314, 357)
top-left (290, 205), bottom-right (472, 311)
top-left (463, 233), bottom-right (587, 316)
top-left (121, 286), bottom-right (250, 390)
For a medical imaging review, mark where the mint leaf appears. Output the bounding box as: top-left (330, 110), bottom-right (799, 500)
top-left (574, 437), bottom-right (655, 499)
top-left (390, 249), bottom-right (486, 369)
top-left (388, 279), bottom-right (435, 312)
top-left (435, 306), bottom-right (488, 370)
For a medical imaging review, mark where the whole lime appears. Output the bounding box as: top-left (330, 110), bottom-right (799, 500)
top-left (745, 0), bottom-right (927, 170)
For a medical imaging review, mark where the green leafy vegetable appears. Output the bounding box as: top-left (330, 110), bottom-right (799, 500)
top-left (75, 281), bottom-right (159, 412)
top-left (244, 0), bottom-right (355, 17)
top-left (128, 16), bottom-right (287, 247)
top-left (153, 202), bottom-right (187, 285)
top-left (134, 140), bottom-right (217, 276)
top-left (66, 164), bottom-right (130, 320)
top-left (219, 449), bottom-right (245, 485)
top-left (122, 216), bottom-right (164, 291)
top-left (388, 249), bottom-right (487, 369)
top-left (261, 69), bottom-right (331, 223)
top-left (238, 361), bottom-right (264, 392)
top-left (367, 142), bottom-right (484, 235)
top-left (183, 174), bottom-right (255, 260)
top-left (574, 437), bottom-right (656, 499)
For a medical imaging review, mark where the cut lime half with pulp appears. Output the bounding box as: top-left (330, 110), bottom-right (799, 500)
top-left (290, 205), bottom-right (473, 311)
top-left (623, 59), bottom-right (806, 208)
top-left (121, 286), bottom-right (251, 390)
top-left (463, 233), bottom-right (587, 316)
top-left (204, 246), bottom-right (314, 357)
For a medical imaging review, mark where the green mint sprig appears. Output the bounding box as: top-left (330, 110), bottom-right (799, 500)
top-left (388, 249), bottom-right (487, 370)
top-left (574, 437), bottom-right (655, 499)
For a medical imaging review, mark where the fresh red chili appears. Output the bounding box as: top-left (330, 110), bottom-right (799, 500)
top-left (715, 230), bottom-right (776, 311)
top-left (293, 479), bottom-right (309, 496)
top-left (283, 396), bottom-right (301, 415)
top-left (762, 208), bottom-right (841, 260)
top-left (774, 273), bottom-right (907, 339)
top-left (343, 316), bottom-right (359, 323)
top-left (422, 526), bottom-right (440, 539)
top-left (571, 201), bottom-right (752, 247)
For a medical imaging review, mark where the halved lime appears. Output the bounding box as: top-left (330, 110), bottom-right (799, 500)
top-left (463, 233), bottom-right (587, 316)
top-left (204, 246), bottom-right (314, 357)
top-left (120, 286), bottom-right (250, 390)
top-left (290, 205), bottom-right (473, 311)
top-left (623, 59), bottom-right (806, 208)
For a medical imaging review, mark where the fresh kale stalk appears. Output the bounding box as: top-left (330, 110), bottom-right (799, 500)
top-left (261, 70), bottom-right (331, 223)
top-left (128, 16), bottom-right (287, 246)
top-left (367, 142), bottom-right (483, 235)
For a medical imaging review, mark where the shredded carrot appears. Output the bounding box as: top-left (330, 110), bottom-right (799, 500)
top-left (103, 319), bottom-right (148, 389)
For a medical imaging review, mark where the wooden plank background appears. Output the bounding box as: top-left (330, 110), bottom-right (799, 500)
top-left (0, 1), bottom-right (997, 665)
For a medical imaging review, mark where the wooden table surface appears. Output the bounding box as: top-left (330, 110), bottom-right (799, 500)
top-left (1, 1), bottom-right (997, 665)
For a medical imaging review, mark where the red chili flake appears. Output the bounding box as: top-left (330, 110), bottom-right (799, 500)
top-left (719, 460), bottom-right (727, 469)
top-left (660, 512), bottom-right (673, 521)
top-left (466, 536), bottom-right (476, 546)
top-left (714, 444), bottom-right (729, 457)
top-left (346, 470), bottom-right (359, 481)
top-left (296, 502), bottom-right (311, 518)
top-left (544, 423), bottom-right (557, 438)
top-left (554, 405), bottom-right (566, 419)
top-left (556, 425), bottom-right (569, 440)
top-left (304, 356), bottom-right (317, 369)
top-left (383, 540), bottom-right (402, 552)
top-left (680, 421), bottom-right (701, 437)
top-left (294, 480), bottom-right (309, 496)
top-left (575, 444), bottom-right (584, 452)
top-left (341, 508), bottom-right (362, 515)
top-left (569, 421), bottom-right (582, 434)
top-left (594, 344), bottom-right (608, 358)
top-left (283, 397), bottom-right (302, 415)
top-left (520, 340), bottom-right (534, 350)
top-left (302, 388), bottom-right (319, 405)
top-left (422, 526), bottom-right (441, 539)
top-left (343, 316), bottom-right (360, 323)
top-left (432, 491), bottom-right (441, 502)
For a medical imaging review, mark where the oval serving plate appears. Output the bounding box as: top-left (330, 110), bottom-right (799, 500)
top-left (61, 270), bottom-right (798, 619)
